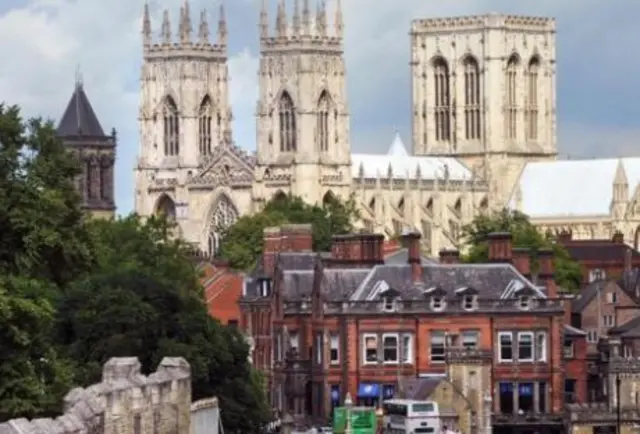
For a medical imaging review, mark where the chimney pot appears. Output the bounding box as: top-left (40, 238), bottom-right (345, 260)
top-left (438, 249), bottom-right (460, 264)
top-left (512, 247), bottom-right (531, 279)
top-left (613, 231), bottom-right (625, 244)
top-left (537, 248), bottom-right (556, 298)
top-left (400, 231), bottom-right (422, 282)
top-left (487, 232), bottom-right (513, 263)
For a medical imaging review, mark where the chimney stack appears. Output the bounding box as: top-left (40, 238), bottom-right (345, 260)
top-left (262, 227), bottom-right (281, 277)
top-left (262, 224), bottom-right (313, 275)
top-left (401, 232), bottom-right (422, 283)
top-left (557, 230), bottom-right (572, 244)
top-left (538, 248), bottom-right (556, 298)
top-left (613, 231), bottom-right (625, 244)
top-left (512, 247), bottom-right (531, 279)
top-left (330, 233), bottom-right (384, 267)
top-left (487, 232), bottom-right (513, 263)
top-left (439, 249), bottom-right (460, 264)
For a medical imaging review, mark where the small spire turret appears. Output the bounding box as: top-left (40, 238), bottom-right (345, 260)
top-left (260, 0), bottom-right (269, 39)
top-left (276, 0), bottom-right (287, 38)
top-left (334, 0), bottom-right (343, 38)
top-left (142, 2), bottom-right (152, 46)
top-left (217, 3), bottom-right (227, 46)
top-left (302, 0), bottom-right (311, 35)
top-left (161, 9), bottom-right (171, 44)
top-left (315, 0), bottom-right (326, 37)
top-left (198, 9), bottom-right (209, 44)
top-left (292, 0), bottom-right (301, 36)
top-left (179, 0), bottom-right (192, 44)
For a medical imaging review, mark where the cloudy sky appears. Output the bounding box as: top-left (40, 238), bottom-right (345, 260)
top-left (0, 0), bottom-right (638, 214)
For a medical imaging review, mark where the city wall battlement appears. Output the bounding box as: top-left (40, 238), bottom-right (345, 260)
top-left (0, 357), bottom-right (192, 434)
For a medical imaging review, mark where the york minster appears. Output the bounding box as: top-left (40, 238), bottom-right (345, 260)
top-left (133, 1), bottom-right (640, 255)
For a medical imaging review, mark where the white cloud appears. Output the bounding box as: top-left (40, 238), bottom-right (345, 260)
top-left (0, 0), bottom-right (638, 214)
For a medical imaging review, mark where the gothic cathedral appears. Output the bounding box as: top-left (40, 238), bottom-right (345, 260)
top-left (57, 78), bottom-right (116, 219)
top-left (133, 2), bottom-right (563, 256)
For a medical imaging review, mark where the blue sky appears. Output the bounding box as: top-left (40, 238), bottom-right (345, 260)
top-left (0, 0), bottom-right (639, 215)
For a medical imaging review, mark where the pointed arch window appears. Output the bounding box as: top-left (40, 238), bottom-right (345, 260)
top-left (155, 195), bottom-right (177, 221)
top-left (207, 195), bottom-right (239, 256)
top-left (278, 92), bottom-right (296, 152)
top-left (463, 56), bottom-right (481, 140)
top-left (163, 96), bottom-right (180, 156)
top-left (525, 57), bottom-right (540, 141)
top-left (317, 91), bottom-right (331, 152)
top-left (198, 96), bottom-right (213, 155)
top-left (433, 57), bottom-right (451, 142)
top-left (505, 55), bottom-right (519, 140)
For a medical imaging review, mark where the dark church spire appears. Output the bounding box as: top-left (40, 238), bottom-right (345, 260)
top-left (57, 69), bottom-right (106, 137)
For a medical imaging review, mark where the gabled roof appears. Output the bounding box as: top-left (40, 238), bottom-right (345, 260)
top-left (57, 82), bottom-right (106, 137)
top-left (509, 157), bottom-right (640, 218)
top-left (564, 324), bottom-right (587, 337)
top-left (610, 315), bottom-right (640, 338)
top-left (571, 280), bottom-right (609, 313)
top-left (350, 132), bottom-right (476, 181)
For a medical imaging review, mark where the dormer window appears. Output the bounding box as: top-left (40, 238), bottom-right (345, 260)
top-left (382, 296), bottom-right (397, 312)
top-left (518, 295), bottom-right (532, 310)
top-left (462, 295), bottom-right (477, 311)
top-left (431, 296), bottom-right (446, 311)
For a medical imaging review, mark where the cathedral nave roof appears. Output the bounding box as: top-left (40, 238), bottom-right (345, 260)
top-left (510, 157), bottom-right (640, 218)
top-left (351, 132), bottom-right (473, 181)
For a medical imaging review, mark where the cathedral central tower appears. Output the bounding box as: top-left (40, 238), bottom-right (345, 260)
top-left (252, 0), bottom-right (352, 207)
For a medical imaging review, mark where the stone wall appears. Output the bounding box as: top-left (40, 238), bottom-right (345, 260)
top-left (0, 357), bottom-right (192, 434)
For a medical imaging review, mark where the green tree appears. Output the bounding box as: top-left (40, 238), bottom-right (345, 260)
top-left (219, 193), bottom-right (359, 270)
top-left (58, 216), bottom-right (271, 432)
top-left (0, 104), bottom-right (91, 419)
top-left (461, 208), bottom-right (582, 291)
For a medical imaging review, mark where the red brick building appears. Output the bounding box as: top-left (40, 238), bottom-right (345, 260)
top-left (240, 226), bottom-right (582, 434)
top-left (196, 259), bottom-right (243, 326)
top-left (558, 230), bottom-right (640, 284)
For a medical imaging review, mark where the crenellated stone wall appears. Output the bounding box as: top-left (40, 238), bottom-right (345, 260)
top-left (0, 357), bottom-right (192, 434)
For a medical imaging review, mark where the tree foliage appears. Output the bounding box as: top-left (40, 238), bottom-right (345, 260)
top-left (57, 216), bottom-right (271, 432)
top-left (461, 208), bottom-right (582, 291)
top-left (0, 104), bottom-right (270, 431)
top-left (219, 193), bottom-right (359, 270)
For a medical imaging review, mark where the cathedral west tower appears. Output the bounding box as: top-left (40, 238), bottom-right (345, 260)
top-left (252, 0), bottom-right (352, 207)
top-left (410, 14), bottom-right (557, 206)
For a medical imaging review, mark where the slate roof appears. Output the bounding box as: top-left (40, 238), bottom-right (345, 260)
top-left (57, 83), bottom-right (106, 137)
top-left (618, 268), bottom-right (640, 300)
top-left (384, 248), bottom-right (438, 265)
top-left (564, 324), bottom-right (587, 337)
top-left (402, 377), bottom-right (443, 400)
top-left (563, 241), bottom-right (640, 262)
top-left (572, 280), bottom-right (608, 313)
top-left (609, 315), bottom-right (640, 338)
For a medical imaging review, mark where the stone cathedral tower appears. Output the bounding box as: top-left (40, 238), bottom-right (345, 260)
top-left (134, 1), bottom-right (256, 254)
top-left (410, 14), bottom-right (557, 206)
top-left (57, 78), bottom-right (116, 219)
top-left (252, 0), bottom-right (352, 207)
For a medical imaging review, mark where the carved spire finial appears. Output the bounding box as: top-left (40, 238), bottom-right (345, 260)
top-left (276, 0), bottom-right (287, 38)
top-left (315, 0), bottom-right (326, 37)
top-left (334, 0), bottom-right (343, 38)
top-left (179, 0), bottom-right (192, 44)
top-left (292, 0), bottom-right (301, 36)
top-left (302, 0), bottom-right (311, 35)
top-left (217, 3), bottom-right (227, 46)
top-left (161, 9), bottom-right (171, 44)
top-left (198, 9), bottom-right (209, 43)
top-left (142, 2), bottom-right (152, 46)
top-left (260, 0), bottom-right (269, 39)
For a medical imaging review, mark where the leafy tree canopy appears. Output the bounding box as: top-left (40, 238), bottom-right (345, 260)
top-left (57, 216), bottom-right (271, 432)
top-left (462, 208), bottom-right (582, 291)
top-left (219, 193), bottom-right (359, 270)
top-left (0, 105), bottom-right (89, 419)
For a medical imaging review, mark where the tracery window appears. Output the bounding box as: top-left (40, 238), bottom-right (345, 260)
top-left (463, 56), bottom-right (481, 140)
top-left (163, 96), bottom-right (180, 156)
top-left (525, 57), bottom-right (540, 141)
top-left (505, 55), bottom-right (519, 140)
top-left (198, 96), bottom-right (213, 155)
top-left (433, 57), bottom-right (451, 142)
top-left (155, 194), bottom-right (176, 221)
top-left (317, 91), bottom-right (331, 152)
top-left (278, 92), bottom-right (296, 152)
top-left (207, 195), bottom-right (238, 256)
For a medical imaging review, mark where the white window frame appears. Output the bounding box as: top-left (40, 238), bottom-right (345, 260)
top-left (518, 296), bottom-right (532, 310)
top-left (563, 339), bottom-right (574, 358)
top-left (462, 295), bottom-right (477, 311)
top-left (535, 332), bottom-right (547, 362)
top-left (462, 330), bottom-right (479, 349)
top-left (624, 345), bottom-right (633, 358)
top-left (606, 292), bottom-right (618, 304)
top-left (604, 315), bottom-right (614, 327)
top-left (315, 333), bottom-right (323, 364)
top-left (517, 332), bottom-right (534, 362)
top-left (587, 330), bottom-right (598, 343)
top-left (430, 296), bottom-right (446, 312)
top-left (382, 296), bottom-right (397, 312)
top-left (289, 331), bottom-right (299, 352)
top-left (330, 334), bottom-right (340, 365)
top-left (401, 333), bottom-right (414, 364)
top-left (362, 333), bottom-right (378, 365)
top-left (430, 331), bottom-right (446, 363)
top-left (382, 333), bottom-right (399, 364)
top-left (498, 332), bottom-right (513, 362)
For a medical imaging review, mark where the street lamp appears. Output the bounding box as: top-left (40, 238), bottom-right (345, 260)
top-left (616, 373), bottom-right (621, 434)
top-left (345, 393), bottom-right (353, 434)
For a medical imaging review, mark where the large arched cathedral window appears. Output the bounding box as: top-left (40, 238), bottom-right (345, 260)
top-left (207, 195), bottom-right (239, 256)
top-left (278, 92), bottom-right (296, 152)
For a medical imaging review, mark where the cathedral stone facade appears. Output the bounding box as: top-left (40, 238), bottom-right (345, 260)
top-left (141, 2), bottom-right (640, 257)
